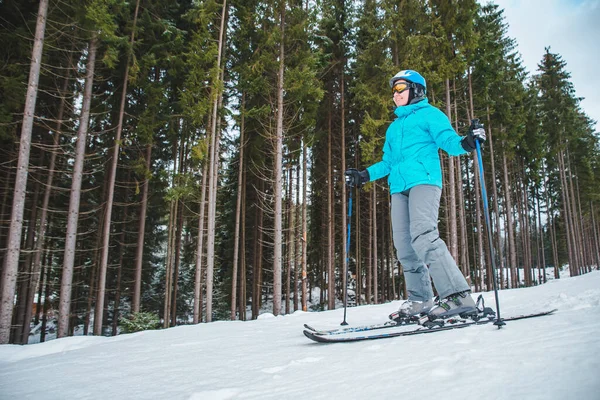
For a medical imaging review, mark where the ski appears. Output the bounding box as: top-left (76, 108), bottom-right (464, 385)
top-left (303, 319), bottom-right (416, 336)
top-left (303, 309), bottom-right (557, 343)
top-left (304, 295), bottom-right (497, 336)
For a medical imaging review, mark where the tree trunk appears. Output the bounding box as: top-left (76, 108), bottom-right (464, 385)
top-left (163, 196), bottom-right (176, 328)
top-left (559, 151), bottom-right (580, 276)
top-left (465, 163), bottom-right (476, 287)
top-left (272, 2), bottom-right (285, 316)
top-left (84, 222), bottom-right (103, 336)
top-left (485, 106), bottom-right (505, 289)
top-left (388, 200), bottom-right (396, 300)
top-left (171, 127), bottom-right (188, 327)
top-left (294, 164), bottom-right (301, 311)
top-left (452, 88), bottom-right (468, 281)
top-left (474, 161), bottom-right (484, 291)
top-left (40, 249), bottom-right (52, 343)
top-left (356, 174), bottom-right (363, 304)
top-left (193, 159), bottom-right (208, 323)
top-left (170, 198), bottom-right (184, 327)
top-left (239, 164), bottom-right (247, 320)
top-left (516, 175), bottom-right (525, 286)
top-left (21, 60), bottom-right (72, 342)
top-left (132, 144), bottom-right (152, 313)
top-left (205, 0), bottom-right (228, 323)
top-left (590, 201), bottom-right (600, 269)
top-left (94, 0), bottom-right (140, 336)
top-left (557, 150), bottom-right (576, 276)
top-left (544, 172), bottom-right (560, 279)
top-left (536, 188), bottom-right (547, 284)
top-left (340, 54), bottom-right (348, 311)
top-left (13, 178), bottom-right (40, 343)
top-left (452, 83), bottom-right (467, 280)
top-left (467, 71), bottom-right (486, 291)
top-left (573, 176), bottom-right (588, 272)
top-left (252, 180), bottom-right (264, 319)
top-left (386, 198), bottom-right (394, 300)
top-left (34, 243), bottom-right (47, 326)
top-left (112, 202), bottom-right (129, 336)
top-left (239, 120), bottom-right (248, 321)
top-left (445, 79), bottom-right (457, 260)
top-left (131, 14), bottom-right (151, 316)
top-left (524, 177), bottom-right (533, 286)
top-left (458, 157), bottom-right (470, 282)
top-left (517, 174), bottom-right (531, 287)
top-left (567, 150), bottom-right (585, 273)
top-left (58, 35), bottom-right (97, 338)
top-left (372, 185), bottom-right (378, 304)
top-left (0, 0), bottom-right (48, 344)
top-left (367, 190), bottom-right (372, 304)
top-left (163, 135), bottom-right (179, 328)
top-left (230, 92), bottom-right (246, 320)
top-left (301, 142), bottom-right (308, 312)
top-left (502, 148), bottom-right (517, 288)
top-left (441, 151), bottom-right (450, 254)
top-left (327, 97), bottom-right (335, 310)
top-left (285, 168), bottom-right (293, 315)
top-left (0, 167), bottom-right (13, 268)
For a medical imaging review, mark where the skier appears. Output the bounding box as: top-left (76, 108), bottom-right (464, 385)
top-left (345, 70), bottom-right (486, 321)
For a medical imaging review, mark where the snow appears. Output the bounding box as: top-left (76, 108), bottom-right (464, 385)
top-left (1, 271), bottom-right (600, 400)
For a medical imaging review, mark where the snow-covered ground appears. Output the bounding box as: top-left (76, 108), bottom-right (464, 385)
top-left (1, 271), bottom-right (600, 400)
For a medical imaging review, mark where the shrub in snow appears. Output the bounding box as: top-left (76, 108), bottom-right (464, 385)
top-left (120, 312), bottom-right (161, 333)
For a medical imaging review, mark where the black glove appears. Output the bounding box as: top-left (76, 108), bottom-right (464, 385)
top-left (345, 168), bottom-right (369, 188)
top-left (461, 119), bottom-right (487, 152)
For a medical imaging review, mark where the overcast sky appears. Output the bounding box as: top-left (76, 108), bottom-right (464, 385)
top-left (482, 0), bottom-right (599, 129)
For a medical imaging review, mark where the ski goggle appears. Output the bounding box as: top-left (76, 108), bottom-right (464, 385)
top-left (392, 81), bottom-right (412, 94)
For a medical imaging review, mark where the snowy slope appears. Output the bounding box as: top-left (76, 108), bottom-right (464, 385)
top-left (1, 271), bottom-right (600, 400)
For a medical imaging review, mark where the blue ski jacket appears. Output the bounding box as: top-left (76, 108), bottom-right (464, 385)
top-left (366, 99), bottom-right (467, 194)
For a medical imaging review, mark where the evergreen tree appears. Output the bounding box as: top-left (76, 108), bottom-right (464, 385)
top-left (1, 0), bottom-right (599, 343)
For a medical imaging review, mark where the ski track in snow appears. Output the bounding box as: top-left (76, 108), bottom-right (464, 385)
top-left (1, 271), bottom-right (600, 400)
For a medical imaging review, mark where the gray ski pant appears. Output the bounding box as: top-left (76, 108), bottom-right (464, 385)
top-left (391, 184), bottom-right (470, 301)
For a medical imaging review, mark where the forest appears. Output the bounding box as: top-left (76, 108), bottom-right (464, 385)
top-left (0, 0), bottom-right (598, 345)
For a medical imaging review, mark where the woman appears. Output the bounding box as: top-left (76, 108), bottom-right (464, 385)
top-left (346, 69), bottom-right (486, 320)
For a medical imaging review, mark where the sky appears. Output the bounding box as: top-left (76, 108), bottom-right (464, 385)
top-left (1, 269), bottom-right (599, 399)
top-left (484, 0), bottom-right (600, 128)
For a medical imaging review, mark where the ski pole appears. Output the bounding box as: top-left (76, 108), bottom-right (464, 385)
top-left (473, 119), bottom-right (505, 328)
top-left (341, 180), bottom-right (354, 326)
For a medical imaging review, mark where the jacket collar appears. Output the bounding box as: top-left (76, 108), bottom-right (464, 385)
top-left (393, 98), bottom-right (429, 118)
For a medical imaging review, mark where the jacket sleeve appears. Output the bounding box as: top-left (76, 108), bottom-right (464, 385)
top-left (427, 108), bottom-right (468, 157)
top-left (366, 132), bottom-right (393, 181)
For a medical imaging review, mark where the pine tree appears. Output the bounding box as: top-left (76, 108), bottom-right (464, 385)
top-left (0, 0), bottom-right (49, 344)
top-left (351, 0), bottom-right (395, 304)
top-left (537, 48), bottom-right (581, 276)
top-left (3, 0), bottom-right (600, 342)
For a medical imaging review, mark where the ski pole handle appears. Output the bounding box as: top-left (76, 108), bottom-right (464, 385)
top-left (470, 118), bottom-right (483, 130)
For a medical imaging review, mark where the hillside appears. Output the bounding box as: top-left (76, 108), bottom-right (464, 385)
top-left (1, 271), bottom-right (600, 400)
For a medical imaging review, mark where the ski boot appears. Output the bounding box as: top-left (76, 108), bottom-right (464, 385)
top-left (389, 299), bottom-right (434, 325)
top-left (418, 291), bottom-right (477, 325)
